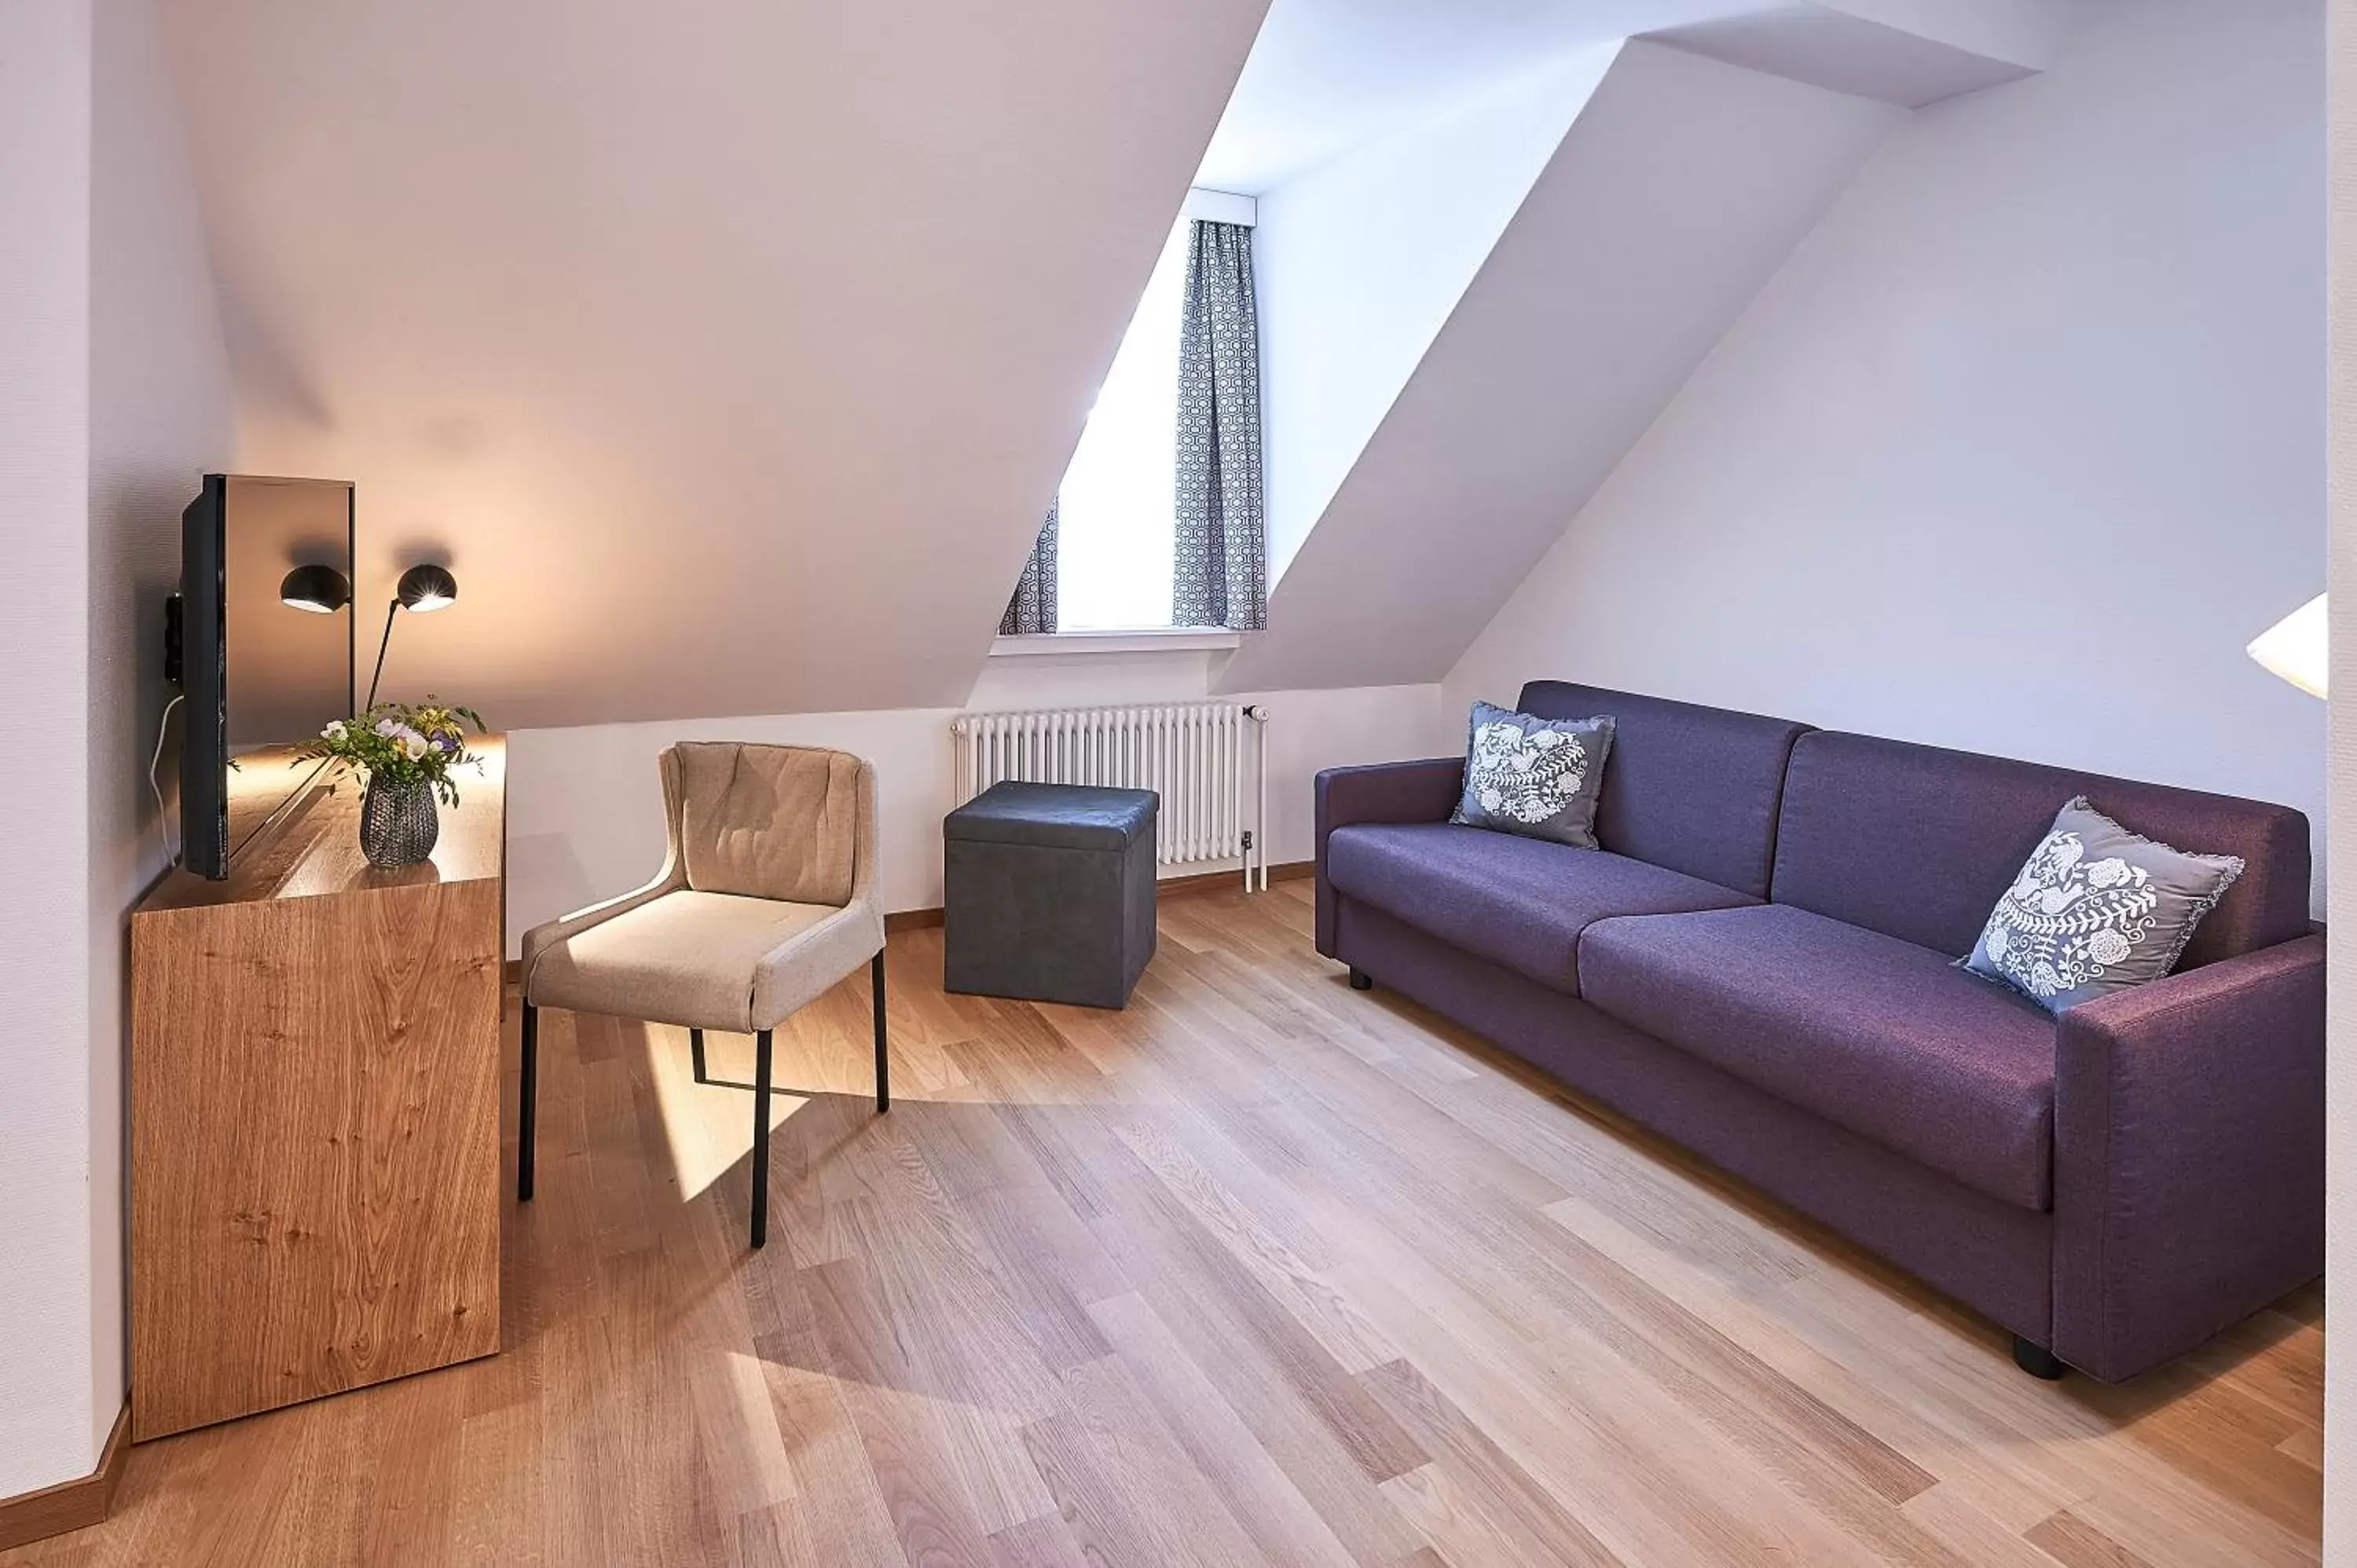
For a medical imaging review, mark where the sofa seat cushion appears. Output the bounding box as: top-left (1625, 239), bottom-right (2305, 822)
top-left (1578, 904), bottom-right (2058, 1210)
top-left (1324, 822), bottom-right (1756, 995)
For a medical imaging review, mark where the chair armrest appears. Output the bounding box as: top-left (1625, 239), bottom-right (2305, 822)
top-left (523, 745), bottom-right (693, 998)
top-left (2051, 935), bottom-right (2324, 1379)
top-left (752, 898), bottom-right (887, 1030)
top-left (519, 865), bottom-right (684, 996)
top-left (1313, 757), bottom-right (1463, 957)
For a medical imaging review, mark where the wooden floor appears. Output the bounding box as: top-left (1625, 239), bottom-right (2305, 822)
top-left (13, 884), bottom-right (2321, 1566)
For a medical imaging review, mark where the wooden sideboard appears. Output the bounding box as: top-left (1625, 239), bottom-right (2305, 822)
top-left (128, 740), bottom-right (507, 1441)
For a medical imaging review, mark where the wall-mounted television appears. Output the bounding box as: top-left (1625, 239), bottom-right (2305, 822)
top-left (178, 474), bottom-right (357, 880)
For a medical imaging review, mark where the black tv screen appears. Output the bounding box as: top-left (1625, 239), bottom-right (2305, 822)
top-left (180, 474), bottom-right (356, 880)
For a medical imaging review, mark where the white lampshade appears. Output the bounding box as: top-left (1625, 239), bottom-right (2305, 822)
top-left (2246, 592), bottom-right (2326, 698)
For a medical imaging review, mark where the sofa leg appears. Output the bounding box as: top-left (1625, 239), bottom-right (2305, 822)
top-left (690, 1027), bottom-right (707, 1084)
top-left (750, 1028), bottom-right (773, 1249)
top-left (518, 1002), bottom-right (538, 1202)
top-left (2012, 1335), bottom-right (2066, 1380)
top-left (872, 949), bottom-right (889, 1113)
top-left (1348, 967), bottom-right (1373, 991)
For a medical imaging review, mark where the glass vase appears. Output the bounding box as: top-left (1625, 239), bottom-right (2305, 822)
top-left (358, 774), bottom-right (440, 868)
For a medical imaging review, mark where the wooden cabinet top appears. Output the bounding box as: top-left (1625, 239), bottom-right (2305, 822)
top-left (138, 737), bottom-right (506, 914)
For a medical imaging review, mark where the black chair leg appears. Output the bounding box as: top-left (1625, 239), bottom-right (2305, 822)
top-left (690, 1027), bottom-right (708, 1084)
top-left (518, 1001), bottom-right (538, 1201)
top-left (872, 949), bottom-right (889, 1112)
top-left (2012, 1335), bottom-right (2066, 1380)
top-left (750, 1027), bottom-right (774, 1248)
top-left (1348, 967), bottom-right (1373, 991)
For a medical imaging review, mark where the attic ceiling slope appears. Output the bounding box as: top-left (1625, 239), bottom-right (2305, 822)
top-left (1645, 0), bottom-right (2066, 108)
top-left (159, 0), bottom-right (1270, 727)
top-left (1195, 0), bottom-right (1746, 193)
top-left (1255, 46), bottom-right (1621, 587)
top-left (1219, 42), bottom-right (1901, 695)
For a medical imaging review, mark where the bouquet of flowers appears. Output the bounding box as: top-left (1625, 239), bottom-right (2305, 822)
top-left (302, 698), bottom-right (486, 805)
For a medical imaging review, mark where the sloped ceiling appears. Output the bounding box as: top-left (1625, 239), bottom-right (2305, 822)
top-left (1649, 0), bottom-right (2058, 107)
top-left (159, 0), bottom-right (1269, 727)
top-left (1220, 41), bottom-right (1902, 693)
top-left (1194, 0), bottom-right (1743, 192)
top-left (1255, 46), bottom-right (1621, 584)
top-left (1197, 0), bottom-right (2066, 194)
top-left (1218, 0), bottom-right (2069, 694)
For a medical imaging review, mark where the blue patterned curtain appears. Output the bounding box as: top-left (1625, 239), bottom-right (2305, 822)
top-left (1173, 220), bottom-right (1265, 631)
top-left (999, 497), bottom-right (1058, 635)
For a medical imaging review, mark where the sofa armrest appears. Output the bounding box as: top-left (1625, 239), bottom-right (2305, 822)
top-left (1313, 757), bottom-right (1462, 957)
top-left (2051, 935), bottom-right (2324, 1379)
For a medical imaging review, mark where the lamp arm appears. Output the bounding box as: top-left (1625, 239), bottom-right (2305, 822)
top-left (365, 597), bottom-right (400, 712)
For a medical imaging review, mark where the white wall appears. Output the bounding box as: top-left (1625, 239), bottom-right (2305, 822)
top-left (1256, 46), bottom-right (1617, 581)
top-left (0, 0), bottom-right (230, 1500)
top-left (1452, 0), bottom-right (2326, 903)
top-left (85, 0), bottom-right (236, 1465)
top-left (2321, 0), bottom-right (2354, 1551)
top-left (0, 0), bottom-right (101, 1504)
top-left (504, 666), bottom-right (1451, 954)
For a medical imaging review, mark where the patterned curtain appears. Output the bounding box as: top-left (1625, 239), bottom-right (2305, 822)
top-left (1173, 219), bottom-right (1266, 631)
top-left (999, 497), bottom-right (1058, 635)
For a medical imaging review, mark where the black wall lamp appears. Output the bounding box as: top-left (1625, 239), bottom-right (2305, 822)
top-left (365, 563), bottom-right (459, 709)
top-left (279, 563), bottom-right (353, 614)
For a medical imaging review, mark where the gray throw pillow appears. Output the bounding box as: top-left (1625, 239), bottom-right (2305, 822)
top-left (1450, 701), bottom-right (1615, 848)
top-left (1962, 796), bottom-right (2244, 1013)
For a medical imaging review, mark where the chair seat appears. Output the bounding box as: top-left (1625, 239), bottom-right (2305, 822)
top-left (526, 889), bottom-right (873, 1033)
top-left (1323, 822), bottom-right (1756, 995)
top-left (1578, 904), bottom-right (2058, 1210)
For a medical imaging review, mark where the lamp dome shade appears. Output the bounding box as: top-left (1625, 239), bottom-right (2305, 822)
top-left (2246, 592), bottom-right (2326, 698)
top-left (280, 563), bottom-right (352, 614)
top-left (396, 563), bottom-right (458, 611)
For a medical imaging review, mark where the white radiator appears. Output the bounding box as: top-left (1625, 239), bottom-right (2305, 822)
top-left (951, 702), bottom-right (1271, 888)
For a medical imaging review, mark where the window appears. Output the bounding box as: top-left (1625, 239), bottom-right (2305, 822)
top-left (1054, 219), bottom-right (1191, 632)
top-left (1003, 200), bottom-right (1264, 638)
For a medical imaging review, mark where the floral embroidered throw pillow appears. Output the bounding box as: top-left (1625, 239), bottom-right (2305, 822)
top-left (1962, 797), bottom-right (2244, 1013)
top-left (1450, 702), bottom-right (1615, 848)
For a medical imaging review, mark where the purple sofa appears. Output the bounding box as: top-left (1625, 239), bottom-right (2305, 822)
top-left (1315, 681), bottom-right (2322, 1382)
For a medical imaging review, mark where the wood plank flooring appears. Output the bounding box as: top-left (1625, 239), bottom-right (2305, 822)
top-left (10, 883), bottom-right (2321, 1566)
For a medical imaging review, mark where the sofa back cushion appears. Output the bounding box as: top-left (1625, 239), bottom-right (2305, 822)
top-left (1516, 681), bottom-right (1809, 898)
top-left (1770, 731), bottom-right (2311, 967)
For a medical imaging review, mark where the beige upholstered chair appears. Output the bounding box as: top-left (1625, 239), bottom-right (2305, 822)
top-left (516, 742), bottom-right (888, 1247)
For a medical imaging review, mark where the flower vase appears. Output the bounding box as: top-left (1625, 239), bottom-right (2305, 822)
top-left (359, 774), bottom-right (440, 867)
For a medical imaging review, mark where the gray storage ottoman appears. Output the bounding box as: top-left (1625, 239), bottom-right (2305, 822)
top-left (944, 782), bottom-right (1158, 1009)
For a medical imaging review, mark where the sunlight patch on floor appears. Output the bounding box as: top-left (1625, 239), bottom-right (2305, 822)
top-left (716, 1351), bottom-right (799, 1509)
top-left (647, 1024), bottom-right (811, 1200)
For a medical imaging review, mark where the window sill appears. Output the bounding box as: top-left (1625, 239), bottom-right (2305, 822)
top-left (989, 628), bottom-right (1241, 658)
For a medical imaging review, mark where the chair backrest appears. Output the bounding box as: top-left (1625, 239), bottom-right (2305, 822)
top-left (1516, 680), bottom-right (1810, 898)
top-left (1769, 730), bottom-right (2312, 966)
top-left (665, 741), bottom-right (863, 906)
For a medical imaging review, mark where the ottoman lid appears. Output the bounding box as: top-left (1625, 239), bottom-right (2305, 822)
top-left (946, 781), bottom-right (1158, 850)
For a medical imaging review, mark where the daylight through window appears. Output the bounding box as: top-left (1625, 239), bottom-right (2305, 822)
top-left (1054, 219), bottom-right (1191, 631)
